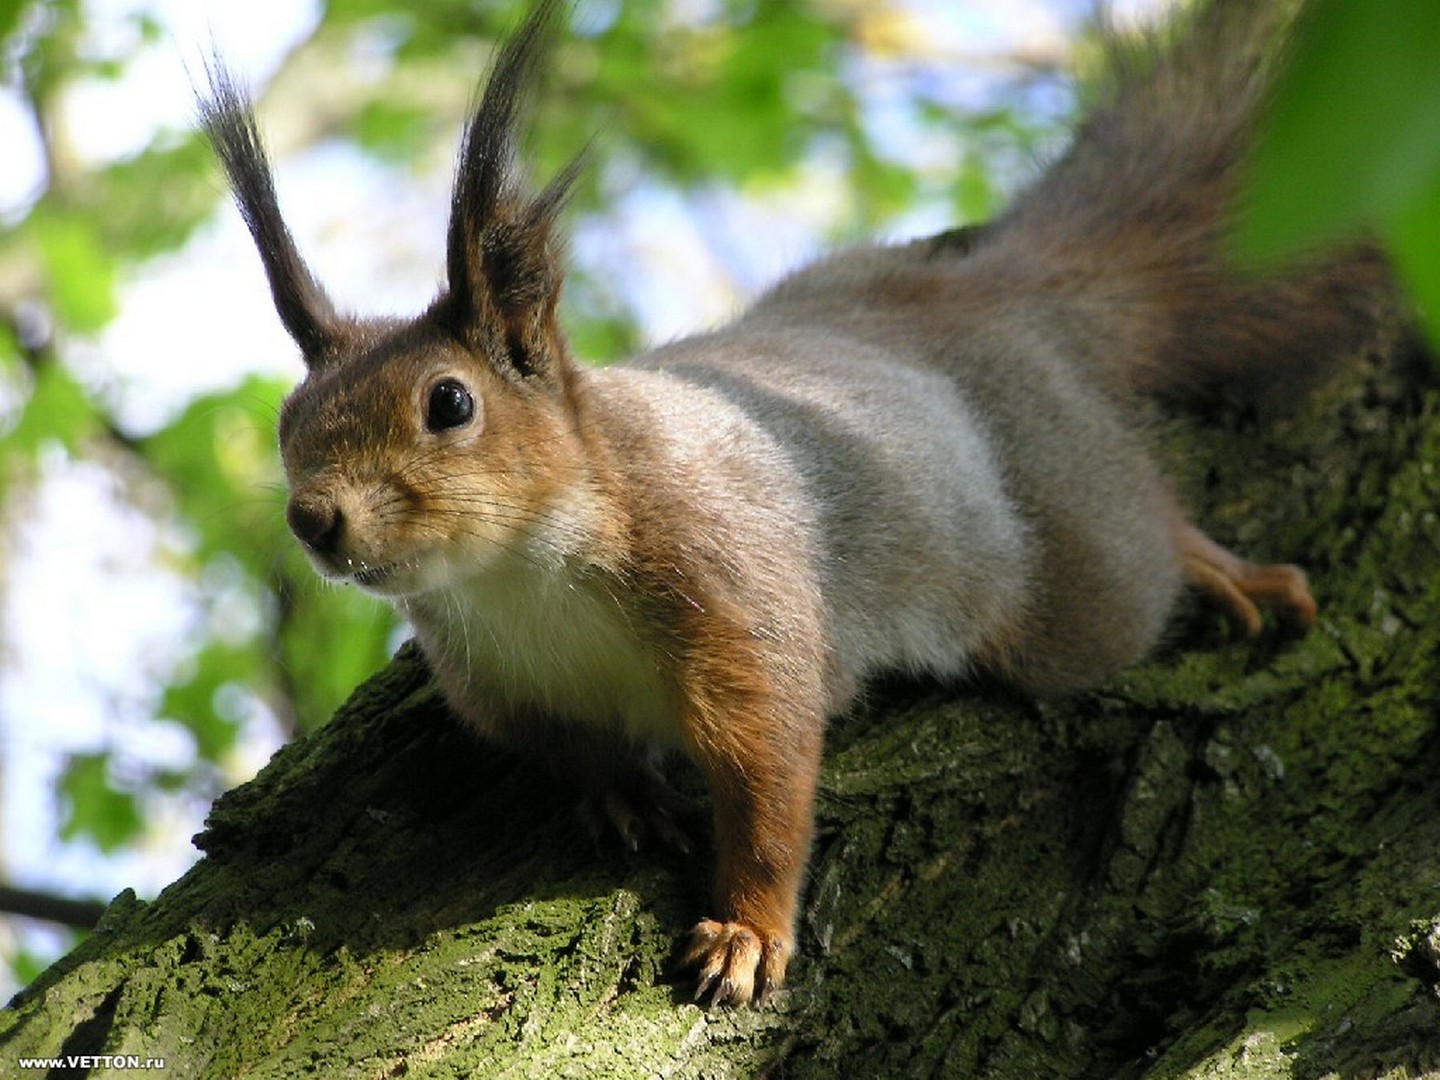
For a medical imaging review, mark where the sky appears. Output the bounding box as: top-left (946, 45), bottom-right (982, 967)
top-left (0, 0), bottom-right (1169, 997)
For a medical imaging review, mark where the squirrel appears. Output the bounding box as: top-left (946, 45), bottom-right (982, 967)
top-left (198, 0), bottom-right (1398, 1007)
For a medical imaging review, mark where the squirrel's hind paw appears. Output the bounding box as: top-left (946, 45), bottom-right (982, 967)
top-left (1178, 524), bottom-right (1317, 636)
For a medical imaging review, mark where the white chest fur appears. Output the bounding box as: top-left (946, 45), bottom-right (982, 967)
top-left (403, 555), bottom-right (679, 744)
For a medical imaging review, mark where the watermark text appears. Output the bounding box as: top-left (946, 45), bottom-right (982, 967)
top-left (16, 1055), bottom-right (166, 1071)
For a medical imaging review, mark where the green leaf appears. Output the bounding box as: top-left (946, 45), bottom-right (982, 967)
top-left (956, 156), bottom-right (999, 224)
top-left (1386, 172), bottom-right (1440, 346)
top-left (160, 642), bottom-right (257, 761)
top-left (33, 212), bottom-right (119, 333)
top-left (87, 136), bottom-right (219, 259)
top-left (1240, 0), bottom-right (1440, 260)
top-left (352, 100), bottom-right (437, 163)
top-left (58, 753), bottom-right (144, 853)
top-left (9, 944), bottom-right (67, 989)
top-left (0, 0), bottom-right (28, 46)
top-left (279, 572), bottom-right (398, 732)
top-left (0, 359), bottom-right (98, 456)
top-left (143, 376), bottom-right (290, 573)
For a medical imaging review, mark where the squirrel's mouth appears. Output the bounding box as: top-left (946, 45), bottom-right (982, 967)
top-left (348, 562), bottom-right (395, 587)
top-left (316, 554), bottom-right (404, 592)
top-left (313, 548), bottom-right (446, 598)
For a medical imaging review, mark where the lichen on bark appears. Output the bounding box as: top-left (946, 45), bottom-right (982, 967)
top-left (3, 344), bottom-right (1439, 1078)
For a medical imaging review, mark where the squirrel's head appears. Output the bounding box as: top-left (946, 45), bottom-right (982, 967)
top-left (199, 1), bottom-right (592, 597)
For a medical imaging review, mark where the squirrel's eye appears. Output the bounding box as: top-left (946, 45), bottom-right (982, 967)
top-left (425, 379), bottom-right (475, 432)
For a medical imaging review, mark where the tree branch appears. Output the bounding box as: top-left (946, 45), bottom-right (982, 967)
top-left (0, 885), bottom-right (105, 930)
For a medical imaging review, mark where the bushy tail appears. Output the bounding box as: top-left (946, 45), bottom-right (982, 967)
top-left (986, 0), bottom-right (1398, 400)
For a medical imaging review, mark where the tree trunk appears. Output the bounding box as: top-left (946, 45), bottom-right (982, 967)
top-left (4, 342), bottom-right (1440, 1078)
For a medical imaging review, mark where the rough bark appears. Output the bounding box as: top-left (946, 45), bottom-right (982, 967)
top-left (4, 342), bottom-right (1440, 1078)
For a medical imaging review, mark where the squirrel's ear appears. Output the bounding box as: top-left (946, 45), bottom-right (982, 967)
top-left (197, 62), bottom-right (350, 368)
top-left (434, 0), bottom-right (582, 382)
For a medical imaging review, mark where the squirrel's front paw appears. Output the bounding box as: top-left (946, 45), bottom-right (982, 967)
top-left (681, 918), bottom-right (791, 1007)
top-left (576, 763), bottom-right (702, 855)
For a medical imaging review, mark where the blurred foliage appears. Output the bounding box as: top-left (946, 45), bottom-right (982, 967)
top-left (58, 753), bottom-right (142, 853)
top-left (0, 0), bottom-right (1056, 990)
top-left (1239, 0), bottom-right (1440, 344)
top-left (7, 946), bottom-right (52, 990)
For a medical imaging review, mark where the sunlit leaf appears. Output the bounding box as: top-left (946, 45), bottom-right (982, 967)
top-left (353, 100), bottom-right (437, 163)
top-left (0, 359), bottom-right (97, 456)
top-left (0, 0), bottom-right (27, 46)
top-left (32, 212), bottom-right (119, 334)
top-left (160, 642), bottom-right (259, 761)
top-left (279, 573), bottom-right (398, 733)
top-left (86, 137), bottom-right (219, 259)
top-left (143, 376), bottom-right (290, 571)
top-left (9, 946), bottom-right (66, 989)
top-left (955, 158), bottom-right (997, 223)
top-left (58, 753), bottom-right (144, 853)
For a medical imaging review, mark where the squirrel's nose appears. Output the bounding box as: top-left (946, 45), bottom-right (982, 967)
top-left (287, 496), bottom-right (343, 555)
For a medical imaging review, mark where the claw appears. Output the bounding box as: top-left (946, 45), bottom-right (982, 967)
top-left (693, 968), bottom-right (721, 1004)
top-left (679, 918), bottom-right (778, 1008)
top-left (575, 766), bottom-right (699, 855)
top-left (1178, 523), bottom-right (1317, 635)
top-left (601, 792), bottom-right (639, 850)
top-left (575, 797), bottom-right (608, 853)
top-left (649, 811), bottom-right (694, 856)
top-left (713, 977), bottom-right (738, 1009)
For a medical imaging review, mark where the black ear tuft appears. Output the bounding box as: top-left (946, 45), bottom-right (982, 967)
top-left (197, 61), bottom-right (348, 367)
top-left (440, 0), bottom-right (583, 379)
